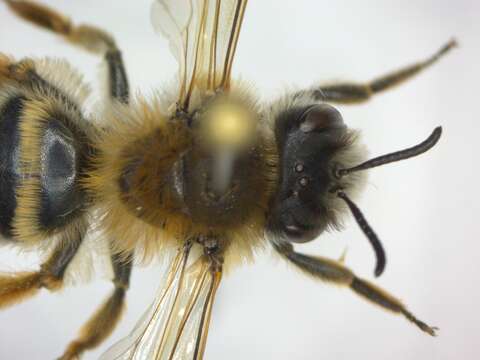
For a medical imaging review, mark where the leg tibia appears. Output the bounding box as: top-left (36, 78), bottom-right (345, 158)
top-left (59, 287), bottom-right (126, 360)
top-left (350, 277), bottom-right (403, 312)
top-left (0, 270), bottom-right (65, 310)
top-left (350, 277), bottom-right (437, 336)
top-left (6, 1), bottom-right (117, 55)
top-left (273, 240), bottom-right (437, 336)
top-left (6, 1), bottom-right (130, 102)
top-left (369, 40), bottom-right (457, 93)
top-left (0, 272), bottom-right (42, 309)
top-left (0, 225), bottom-right (84, 309)
top-left (58, 251), bottom-right (134, 359)
top-left (315, 40), bottom-right (457, 104)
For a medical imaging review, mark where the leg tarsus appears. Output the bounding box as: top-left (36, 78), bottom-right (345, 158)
top-left (58, 251), bottom-right (134, 359)
top-left (4, 0), bottom-right (72, 34)
top-left (273, 240), bottom-right (438, 336)
top-left (6, 0), bottom-right (115, 54)
top-left (369, 39), bottom-right (457, 94)
top-left (58, 287), bottom-right (126, 360)
top-left (6, 0), bottom-right (130, 103)
top-left (0, 224), bottom-right (85, 309)
top-left (350, 277), bottom-right (438, 336)
top-left (314, 39), bottom-right (457, 104)
top-left (402, 309), bottom-right (439, 336)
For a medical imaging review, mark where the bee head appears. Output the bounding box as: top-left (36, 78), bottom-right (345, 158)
top-left (267, 103), bottom-right (364, 243)
top-left (266, 98), bottom-right (442, 277)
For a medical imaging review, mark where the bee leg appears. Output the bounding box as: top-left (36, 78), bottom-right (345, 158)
top-left (0, 223), bottom-right (85, 309)
top-left (5, 0), bottom-right (129, 103)
top-left (272, 240), bottom-right (438, 336)
top-left (59, 251), bottom-right (134, 360)
top-left (0, 53), bottom-right (12, 80)
top-left (309, 39), bottom-right (457, 104)
top-left (0, 53), bottom-right (36, 84)
top-left (104, 49), bottom-right (129, 103)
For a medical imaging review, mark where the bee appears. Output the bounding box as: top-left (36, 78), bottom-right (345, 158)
top-left (0, 0), bottom-right (456, 359)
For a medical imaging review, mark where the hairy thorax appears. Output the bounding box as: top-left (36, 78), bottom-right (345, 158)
top-left (87, 83), bottom-right (278, 265)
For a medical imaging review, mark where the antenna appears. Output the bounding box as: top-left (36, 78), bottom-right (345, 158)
top-left (337, 126), bottom-right (442, 177)
top-left (337, 191), bottom-right (386, 277)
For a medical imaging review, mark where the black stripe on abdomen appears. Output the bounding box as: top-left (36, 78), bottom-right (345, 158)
top-left (0, 95), bottom-right (25, 238)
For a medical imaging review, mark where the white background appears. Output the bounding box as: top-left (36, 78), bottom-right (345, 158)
top-left (0, 0), bottom-right (479, 359)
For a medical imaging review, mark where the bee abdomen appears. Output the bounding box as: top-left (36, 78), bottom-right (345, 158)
top-left (0, 62), bottom-right (93, 243)
top-left (37, 114), bottom-right (86, 230)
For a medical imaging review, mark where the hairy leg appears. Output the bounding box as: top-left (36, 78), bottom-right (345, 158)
top-left (5, 0), bottom-right (130, 103)
top-left (310, 40), bottom-right (456, 104)
top-left (59, 251), bottom-right (134, 360)
top-left (272, 240), bottom-right (437, 336)
top-left (0, 222), bottom-right (86, 309)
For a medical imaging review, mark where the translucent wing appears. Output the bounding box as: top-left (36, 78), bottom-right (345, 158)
top-left (151, 0), bottom-right (248, 109)
top-left (100, 247), bottom-right (222, 360)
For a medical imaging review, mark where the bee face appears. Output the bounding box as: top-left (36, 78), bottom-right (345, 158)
top-left (267, 103), bottom-right (361, 243)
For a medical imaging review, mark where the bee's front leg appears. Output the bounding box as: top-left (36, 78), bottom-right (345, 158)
top-left (308, 40), bottom-right (457, 104)
top-left (271, 240), bottom-right (438, 336)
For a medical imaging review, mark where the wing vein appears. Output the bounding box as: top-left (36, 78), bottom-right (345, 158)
top-left (185, 0), bottom-right (209, 108)
top-left (208, 0), bottom-right (222, 89)
top-left (193, 269), bottom-right (222, 360)
top-left (224, 0), bottom-right (247, 88)
top-left (130, 248), bottom-right (189, 359)
top-left (167, 261), bottom-right (210, 360)
top-left (153, 248), bottom-right (192, 359)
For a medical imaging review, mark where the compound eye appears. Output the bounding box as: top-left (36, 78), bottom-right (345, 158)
top-left (300, 104), bottom-right (345, 133)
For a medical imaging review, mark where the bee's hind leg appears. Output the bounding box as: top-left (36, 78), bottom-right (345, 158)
top-left (272, 240), bottom-right (438, 336)
top-left (308, 40), bottom-right (457, 104)
top-left (5, 0), bottom-right (130, 103)
top-left (0, 54), bottom-right (11, 80)
top-left (0, 222), bottom-right (86, 309)
top-left (58, 250), bottom-right (134, 360)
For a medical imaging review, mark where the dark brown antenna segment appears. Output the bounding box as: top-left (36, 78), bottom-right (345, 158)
top-left (338, 126), bottom-right (442, 177)
top-left (337, 191), bottom-right (386, 277)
